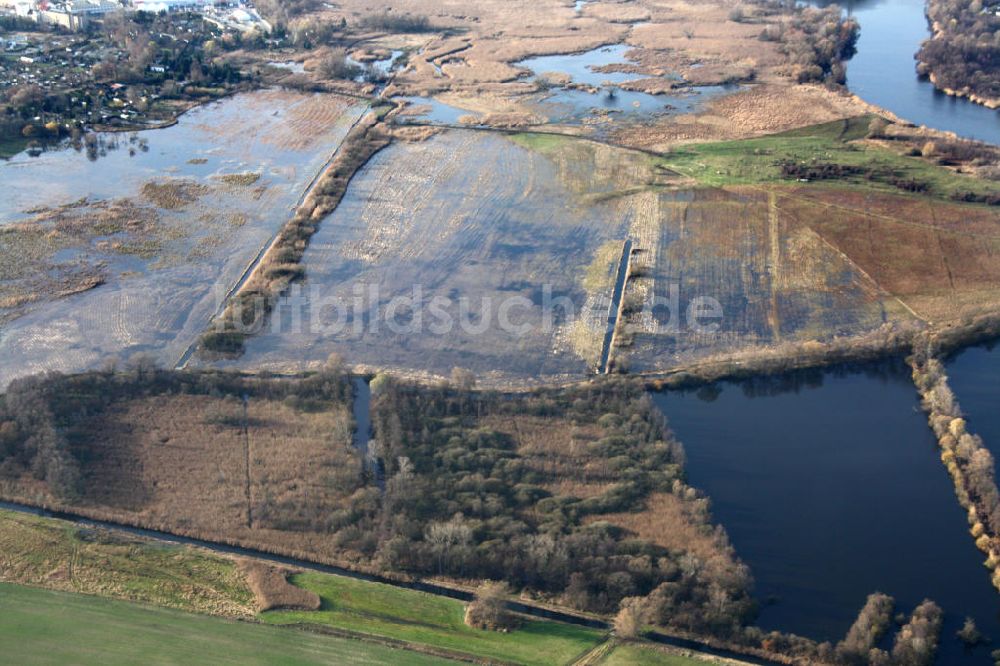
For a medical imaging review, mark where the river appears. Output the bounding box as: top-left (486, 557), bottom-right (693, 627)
top-left (652, 362), bottom-right (1000, 664)
top-left (814, 0), bottom-right (1000, 144)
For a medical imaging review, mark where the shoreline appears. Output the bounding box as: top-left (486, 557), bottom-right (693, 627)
top-left (916, 17), bottom-right (1000, 111)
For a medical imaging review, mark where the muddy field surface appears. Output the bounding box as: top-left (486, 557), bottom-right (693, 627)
top-left (619, 187), bottom-right (901, 373)
top-left (215, 128), bottom-right (969, 386)
top-left (0, 90), bottom-right (367, 388)
top-left (218, 130), bottom-right (672, 383)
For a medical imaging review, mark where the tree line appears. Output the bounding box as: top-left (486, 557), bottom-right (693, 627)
top-left (918, 0), bottom-right (1000, 101)
top-left (0, 366), bottom-right (960, 664)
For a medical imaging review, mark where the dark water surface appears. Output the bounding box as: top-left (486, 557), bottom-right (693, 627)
top-left (815, 0), bottom-right (1000, 144)
top-left (947, 343), bottom-right (1000, 449)
top-left (652, 362), bottom-right (1000, 663)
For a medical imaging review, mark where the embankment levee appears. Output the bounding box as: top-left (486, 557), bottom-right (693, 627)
top-left (909, 338), bottom-right (1000, 594)
top-left (0, 498), bottom-right (782, 666)
top-left (194, 103), bottom-right (396, 359)
top-left (639, 308), bottom-right (1000, 393)
top-left (601, 239), bottom-right (633, 374)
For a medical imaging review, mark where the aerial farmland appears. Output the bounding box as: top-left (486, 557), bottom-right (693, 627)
top-left (3, 0), bottom-right (1000, 664)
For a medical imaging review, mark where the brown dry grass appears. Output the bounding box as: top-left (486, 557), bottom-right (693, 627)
top-left (0, 198), bottom-right (164, 325)
top-left (0, 510), bottom-right (255, 618)
top-left (49, 394), bottom-right (365, 562)
top-left (239, 560), bottom-right (321, 611)
top-left (473, 415), bottom-right (744, 586)
top-left (581, 2), bottom-right (651, 24)
top-left (480, 414), bottom-right (619, 490)
top-left (614, 84), bottom-right (876, 149)
top-left (306, 0), bottom-right (873, 140)
top-left (390, 125), bottom-right (443, 142)
top-left (140, 179), bottom-right (211, 210)
top-left (631, 6), bottom-right (782, 66)
top-left (584, 492), bottom-right (722, 560)
top-left (215, 172), bottom-right (262, 187)
top-left (775, 187), bottom-right (1000, 323)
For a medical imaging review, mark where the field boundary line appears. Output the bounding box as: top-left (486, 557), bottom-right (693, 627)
top-left (173, 104), bottom-right (372, 369)
top-left (390, 119), bottom-right (679, 162)
top-left (762, 188), bottom-right (930, 324)
top-left (774, 189), bottom-right (1000, 242)
top-left (767, 191), bottom-right (782, 342)
top-left (569, 636), bottom-right (615, 665)
top-left (602, 239), bottom-right (633, 373)
top-left (285, 621), bottom-right (515, 665)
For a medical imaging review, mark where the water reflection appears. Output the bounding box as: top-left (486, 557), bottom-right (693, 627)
top-left (653, 361), bottom-right (1000, 664)
top-left (809, 0), bottom-right (1000, 144)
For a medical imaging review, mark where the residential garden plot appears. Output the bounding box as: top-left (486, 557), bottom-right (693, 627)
top-left (0, 90), bottom-right (367, 389)
top-left (619, 187), bottom-right (899, 373)
top-left (228, 130), bottom-right (670, 384)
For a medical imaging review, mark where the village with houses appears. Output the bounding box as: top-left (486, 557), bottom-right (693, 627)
top-left (1, 0), bottom-right (269, 33)
top-left (0, 0), bottom-right (273, 150)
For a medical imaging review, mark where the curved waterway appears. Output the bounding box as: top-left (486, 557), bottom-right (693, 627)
top-left (814, 0), bottom-right (1000, 144)
top-left (652, 361), bottom-right (1000, 664)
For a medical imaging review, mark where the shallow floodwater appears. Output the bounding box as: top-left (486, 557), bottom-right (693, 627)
top-left (947, 343), bottom-right (1000, 450)
top-left (814, 0), bottom-right (1000, 144)
top-left (222, 129), bottom-right (665, 382)
top-left (518, 45), bottom-right (645, 88)
top-left (0, 90), bottom-right (366, 388)
top-left (514, 45), bottom-right (734, 126)
top-left (653, 363), bottom-right (1000, 664)
top-left (395, 96), bottom-right (479, 125)
top-left (0, 92), bottom-right (357, 221)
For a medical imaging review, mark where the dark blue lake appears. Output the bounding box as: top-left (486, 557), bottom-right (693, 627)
top-left (652, 362), bottom-right (1000, 663)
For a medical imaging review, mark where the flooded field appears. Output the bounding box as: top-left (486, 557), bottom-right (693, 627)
top-left (395, 96), bottom-right (480, 125)
top-left (395, 45), bottom-right (734, 133)
top-left (653, 363), bottom-right (1000, 664)
top-left (221, 130), bottom-right (670, 383)
top-left (0, 90), bottom-right (367, 388)
top-left (514, 45), bottom-right (735, 127)
top-left (216, 128), bottom-right (929, 386)
top-left (619, 187), bottom-right (908, 373)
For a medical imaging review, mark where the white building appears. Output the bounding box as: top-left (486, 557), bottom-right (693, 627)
top-left (132, 0), bottom-right (211, 11)
top-left (38, 0), bottom-right (121, 30)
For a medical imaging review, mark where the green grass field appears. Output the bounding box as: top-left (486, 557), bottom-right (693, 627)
top-left (660, 116), bottom-right (1000, 200)
top-left (0, 583), bottom-right (455, 665)
top-left (601, 642), bottom-right (709, 665)
top-left (0, 510), bottom-right (255, 617)
top-left (262, 572), bottom-right (605, 666)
